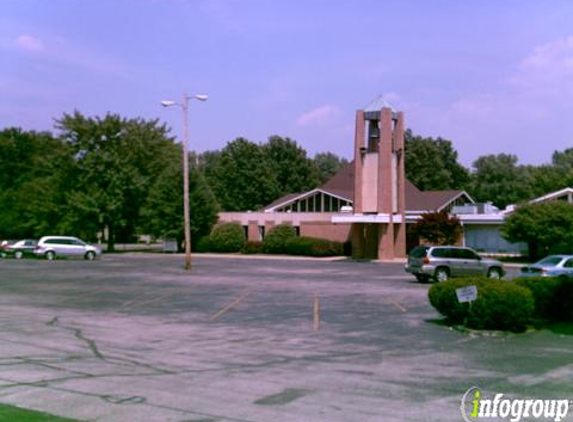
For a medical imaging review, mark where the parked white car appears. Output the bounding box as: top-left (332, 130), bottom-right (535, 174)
top-left (34, 236), bottom-right (101, 261)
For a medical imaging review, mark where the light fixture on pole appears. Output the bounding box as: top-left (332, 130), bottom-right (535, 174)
top-left (161, 93), bottom-right (208, 271)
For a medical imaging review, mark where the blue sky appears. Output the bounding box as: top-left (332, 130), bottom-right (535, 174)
top-left (2, 0), bottom-right (573, 167)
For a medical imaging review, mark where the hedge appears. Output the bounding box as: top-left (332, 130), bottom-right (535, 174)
top-left (262, 224), bottom-right (297, 254)
top-left (515, 276), bottom-right (573, 321)
top-left (241, 241), bottom-right (264, 254)
top-left (429, 278), bottom-right (534, 332)
top-left (208, 222), bottom-right (246, 253)
top-left (284, 236), bottom-right (344, 257)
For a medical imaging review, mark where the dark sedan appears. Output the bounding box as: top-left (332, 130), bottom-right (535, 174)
top-left (1, 239), bottom-right (38, 259)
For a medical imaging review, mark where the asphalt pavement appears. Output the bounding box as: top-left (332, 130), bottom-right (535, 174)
top-left (0, 254), bottom-right (569, 422)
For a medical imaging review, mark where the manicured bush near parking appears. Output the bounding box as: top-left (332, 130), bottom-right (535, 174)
top-left (284, 236), bottom-right (343, 257)
top-left (208, 222), bottom-right (246, 253)
top-left (553, 278), bottom-right (573, 321)
top-left (241, 241), bottom-right (263, 254)
top-left (429, 278), bottom-right (534, 332)
top-left (262, 224), bottom-right (297, 254)
top-left (514, 276), bottom-right (561, 319)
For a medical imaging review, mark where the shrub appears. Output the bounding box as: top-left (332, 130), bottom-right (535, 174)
top-left (262, 224), bottom-right (297, 254)
top-left (429, 278), bottom-right (534, 332)
top-left (195, 236), bottom-right (212, 252)
top-left (208, 222), bottom-right (246, 253)
top-left (241, 241), bottom-right (263, 254)
top-left (552, 278), bottom-right (573, 321)
top-left (284, 236), bottom-right (343, 257)
top-left (514, 276), bottom-right (561, 319)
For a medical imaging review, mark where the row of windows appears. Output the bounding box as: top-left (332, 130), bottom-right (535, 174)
top-left (242, 225), bottom-right (300, 241)
top-left (276, 192), bottom-right (351, 213)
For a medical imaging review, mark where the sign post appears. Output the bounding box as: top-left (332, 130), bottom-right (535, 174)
top-left (456, 285), bottom-right (478, 326)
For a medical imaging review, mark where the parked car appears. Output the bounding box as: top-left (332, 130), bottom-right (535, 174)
top-left (34, 236), bottom-right (101, 261)
top-left (405, 245), bottom-right (505, 282)
top-left (519, 255), bottom-right (573, 280)
top-left (1, 239), bottom-right (37, 259)
top-left (0, 240), bottom-right (17, 258)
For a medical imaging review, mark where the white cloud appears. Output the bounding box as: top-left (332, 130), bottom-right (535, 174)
top-left (15, 34), bottom-right (43, 52)
top-left (507, 36), bottom-right (573, 95)
top-left (296, 105), bottom-right (343, 127)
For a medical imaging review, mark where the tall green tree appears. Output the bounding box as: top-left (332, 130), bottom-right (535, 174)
top-left (502, 201), bottom-right (573, 259)
top-left (141, 147), bottom-right (219, 250)
top-left (263, 135), bottom-right (319, 195)
top-left (206, 138), bottom-right (279, 211)
top-left (56, 111), bottom-right (176, 251)
top-left (0, 128), bottom-right (73, 239)
top-left (470, 154), bottom-right (533, 209)
top-left (313, 152), bottom-right (349, 184)
top-left (404, 129), bottom-right (470, 191)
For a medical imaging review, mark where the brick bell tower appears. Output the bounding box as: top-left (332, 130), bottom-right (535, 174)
top-left (351, 97), bottom-right (406, 259)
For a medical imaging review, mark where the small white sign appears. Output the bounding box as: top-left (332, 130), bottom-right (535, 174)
top-left (456, 285), bottom-right (478, 303)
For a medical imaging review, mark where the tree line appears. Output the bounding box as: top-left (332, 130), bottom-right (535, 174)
top-left (1, 111), bottom-right (571, 251)
top-left (0, 112), bottom-right (347, 250)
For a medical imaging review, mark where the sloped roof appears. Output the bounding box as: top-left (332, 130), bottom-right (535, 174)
top-left (262, 161), bottom-right (472, 213)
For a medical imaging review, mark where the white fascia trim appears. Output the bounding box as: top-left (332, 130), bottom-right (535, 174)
top-left (436, 190), bottom-right (475, 212)
top-left (265, 188), bottom-right (353, 212)
top-left (530, 187), bottom-right (573, 204)
top-left (332, 213), bottom-right (403, 224)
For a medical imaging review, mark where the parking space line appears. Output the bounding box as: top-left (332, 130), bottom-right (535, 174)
top-left (210, 290), bottom-right (251, 322)
top-left (381, 296), bottom-right (408, 313)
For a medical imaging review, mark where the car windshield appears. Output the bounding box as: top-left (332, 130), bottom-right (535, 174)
top-left (535, 256), bottom-right (563, 267)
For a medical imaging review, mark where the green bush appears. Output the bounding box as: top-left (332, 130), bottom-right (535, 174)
top-left (241, 241), bottom-right (263, 254)
top-left (514, 276), bottom-right (561, 319)
top-left (284, 236), bottom-right (343, 257)
top-left (553, 278), bottom-right (573, 321)
top-left (195, 236), bottom-right (212, 252)
top-left (262, 224), bottom-right (297, 254)
top-left (429, 278), bottom-right (534, 332)
top-left (208, 222), bottom-right (246, 253)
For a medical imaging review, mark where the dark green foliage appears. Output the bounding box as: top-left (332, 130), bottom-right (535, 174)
top-left (0, 128), bottom-right (73, 239)
top-left (429, 278), bottom-right (534, 332)
top-left (241, 241), bottom-right (264, 254)
top-left (405, 129), bottom-right (470, 190)
top-left (502, 202), bottom-right (573, 259)
top-left (206, 138), bottom-right (279, 211)
top-left (470, 154), bottom-right (534, 209)
top-left (56, 111), bottom-right (178, 250)
top-left (195, 236), bottom-right (212, 253)
top-left (208, 223), bottom-right (246, 253)
top-left (514, 277), bottom-right (562, 319)
top-left (264, 136), bottom-right (320, 196)
top-left (411, 211), bottom-right (462, 245)
top-left (262, 224), bottom-right (297, 254)
top-left (467, 282), bottom-right (534, 332)
top-left (313, 152), bottom-right (349, 184)
top-left (284, 236), bottom-right (343, 257)
top-left (553, 278), bottom-right (573, 321)
top-left (140, 152), bottom-right (219, 251)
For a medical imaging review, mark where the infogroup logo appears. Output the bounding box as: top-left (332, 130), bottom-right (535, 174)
top-left (461, 387), bottom-right (570, 422)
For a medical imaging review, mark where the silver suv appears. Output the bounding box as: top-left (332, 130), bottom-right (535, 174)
top-left (34, 236), bottom-right (101, 261)
top-left (405, 245), bottom-right (505, 282)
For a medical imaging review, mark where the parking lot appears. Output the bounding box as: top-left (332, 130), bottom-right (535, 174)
top-left (0, 254), bottom-right (571, 422)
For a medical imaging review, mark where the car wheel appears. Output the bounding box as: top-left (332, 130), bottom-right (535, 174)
top-left (434, 267), bottom-right (449, 283)
top-left (487, 268), bottom-right (502, 280)
top-left (14, 250), bottom-right (24, 259)
top-left (45, 251), bottom-right (56, 261)
top-left (85, 251), bottom-right (95, 261)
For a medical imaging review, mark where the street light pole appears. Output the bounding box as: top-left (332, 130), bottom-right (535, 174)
top-left (161, 93), bottom-right (208, 271)
top-left (181, 94), bottom-right (192, 270)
